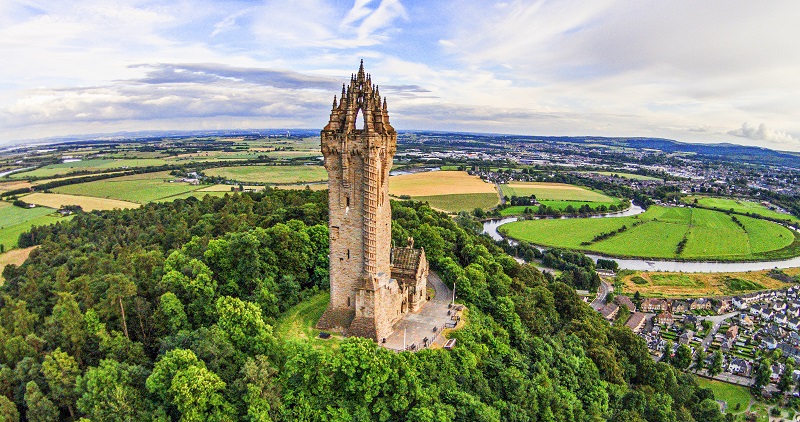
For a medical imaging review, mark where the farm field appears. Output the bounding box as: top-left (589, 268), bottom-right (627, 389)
top-left (500, 205), bottom-right (800, 261)
top-left (9, 158), bottom-right (171, 179)
top-left (389, 171), bottom-right (499, 212)
top-left (53, 171), bottom-right (204, 203)
top-left (577, 171), bottom-right (661, 181)
top-left (197, 184), bottom-right (265, 192)
top-left (500, 182), bottom-right (616, 202)
top-left (620, 268), bottom-right (798, 298)
top-left (204, 165), bottom-right (328, 185)
top-left (414, 193), bottom-right (500, 213)
top-left (685, 196), bottom-right (800, 224)
top-left (0, 246), bottom-right (37, 284)
top-left (389, 170), bottom-right (496, 196)
top-left (0, 203), bottom-right (71, 251)
top-left (0, 180), bottom-right (32, 194)
top-left (22, 192), bottom-right (139, 211)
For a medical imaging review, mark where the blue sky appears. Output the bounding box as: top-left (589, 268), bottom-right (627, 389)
top-left (2, 0), bottom-right (799, 152)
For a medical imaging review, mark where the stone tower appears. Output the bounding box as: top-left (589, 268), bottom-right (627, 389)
top-left (316, 61), bottom-right (422, 341)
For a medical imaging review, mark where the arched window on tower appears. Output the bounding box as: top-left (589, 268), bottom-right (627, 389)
top-left (354, 107), bottom-right (365, 131)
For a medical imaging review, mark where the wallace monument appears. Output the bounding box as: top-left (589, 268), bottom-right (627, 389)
top-left (316, 61), bottom-right (430, 341)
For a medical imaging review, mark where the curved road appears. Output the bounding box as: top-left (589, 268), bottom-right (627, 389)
top-left (591, 280), bottom-right (613, 311)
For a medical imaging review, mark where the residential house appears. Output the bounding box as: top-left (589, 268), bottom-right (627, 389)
top-left (728, 358), bottom-right (752, 376)
top-left (778, 342), bottom-right (800, 360)
top-left (625, 312), bottom-right (647, 333)
top-left (600, 303), bottom-right (619, 321)
top-left (656, 311), bottom-right (674, 326)
top-left (641, 298), bottom-right (668, 313)
top-left (679, 330), bottom-right (694, 345)
top-left (732, 296), bottom-right (747, 310)
top-left (714, 300), bottom-right (731, 314)
top-left (615, 295), bottom-right (636, 312)
top-left (726, 325), bottom-right (739, 341)
top-left (691, 298), bottom-right (711, 311)
top-left (671, 300), bottom-right (689, 314)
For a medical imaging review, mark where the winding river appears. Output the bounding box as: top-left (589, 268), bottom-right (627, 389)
top-left (483, 205), bottom-right (800, 272)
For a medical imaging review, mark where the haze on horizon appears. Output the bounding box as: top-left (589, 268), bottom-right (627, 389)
top-left (1, 0), bottom-right (799, 152)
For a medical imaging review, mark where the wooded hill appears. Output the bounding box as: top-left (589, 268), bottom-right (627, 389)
top-left (0, 190), bottom-right (724, 421)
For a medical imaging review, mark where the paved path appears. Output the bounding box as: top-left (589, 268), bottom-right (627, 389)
top-left (495, 183), bottom-right (506, 205)
top-left (700, 312), bottom-right (738, 350)
top-left (383, 272), bottom-right (459, 351)
top-left (591, 280), bottom-right (613, 311)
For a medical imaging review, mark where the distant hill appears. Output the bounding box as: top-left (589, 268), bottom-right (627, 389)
top-left (520, 136), bottom-right (800, 169)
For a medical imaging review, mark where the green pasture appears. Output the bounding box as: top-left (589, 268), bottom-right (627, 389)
top-left (499, 205), bottom-right (800, 261)
top-left (500, 182), bottom-right (616, 203)
top-left (0, 202), bottom-right (70, 250)
top-left (53, 172), bottom-right (204, 203)
top-left (204, 165), bottom-right (328, 185)
top-left (415, 193), bottom-right (499, 213)
top-left (10, 158), bottom-right (171, 179)
top-left (686, 196), bottom-right (800, 224)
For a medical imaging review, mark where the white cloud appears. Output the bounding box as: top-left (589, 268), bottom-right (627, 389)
top-left (728, 122), bottom-right (797, 143)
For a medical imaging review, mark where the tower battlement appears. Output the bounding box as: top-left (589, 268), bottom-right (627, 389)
top-left (317, 61), bottom-right (428, 341)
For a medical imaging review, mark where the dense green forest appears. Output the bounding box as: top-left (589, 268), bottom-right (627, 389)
top-left (0, 190), bottom-right (724, 421)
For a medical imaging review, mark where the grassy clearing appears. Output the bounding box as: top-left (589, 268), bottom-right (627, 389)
top-left (204, 165), bottom-right (328, 185)
top-left (22, 192), bottom-right (139, 211)
top-left (500, 182), bottom-right (616, 203)
top-left (197, 184), bottom-right (264, 192)
top-left (53, 171), bottom-right (204, 203)
top-left (0, 246), bottom-right (37, 284)
top-left (577, 171), bottom-right (661, 181)
top-left (389, 171), bottom-right (496, 196)
top-left (620, 269), bottom-right (793, 298)
top-left (695, 377), bottom-right (750, 414)
top-left (500, 205), bottom-right (799, 261)
top-left (275, 292), bottom-right (341, 349)
top-left (414, 193), bottom-right (500, 213)
top-left (686, 196), bottom-right (800, 225)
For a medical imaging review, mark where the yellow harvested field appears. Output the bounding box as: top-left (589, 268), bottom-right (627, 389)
top-left (621, 268), bottom-right (797, 298)
top-left (389, 171), bottom-right (496, 196)
top-left (0, 246), bottom-right (37, 284)
top-left (23, 192), bottom-right (139, 211)
top-left (0, 180), bottom-right (32, 194)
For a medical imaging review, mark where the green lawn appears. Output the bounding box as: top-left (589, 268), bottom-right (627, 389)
top-left (204, 165), bottom-right (328, 185)
top-left (686, 196), bottom-right (800, 225)
top-left (696, 377), bottom-right (750, 414)
top-left (275, 292), bottom-right (341, 349)
top-left (53, 172), bottom-right (204, 203)
top-left (499, 205), bottom-right (800, 261)
top-left (415, 193), bottom-right (499, 213)
top-left (0, 202), bottom-right (71, 250)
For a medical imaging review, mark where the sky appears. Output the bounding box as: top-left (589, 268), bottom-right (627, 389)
top-left (2, 0), bottom-right (800, 152)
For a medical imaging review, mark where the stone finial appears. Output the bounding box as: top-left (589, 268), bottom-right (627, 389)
top-left (407, 237), bottom-right (414, 248)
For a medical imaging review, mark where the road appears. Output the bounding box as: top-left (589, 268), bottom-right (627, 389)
top-left (495, 182), bottom-right (506, 205)
top-left (591, 280), bottom-right (613, 311)
top-left (700, 312), bottom-right (738, 350)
